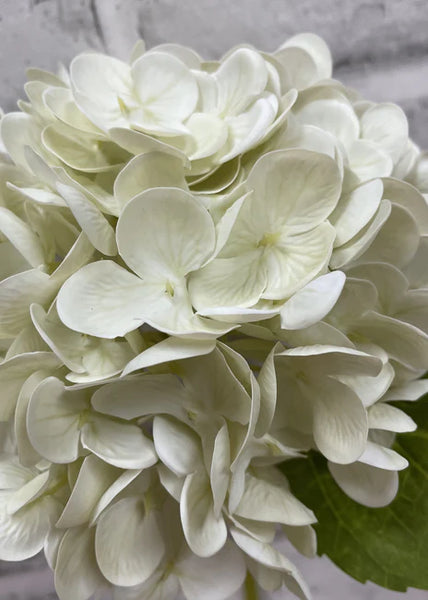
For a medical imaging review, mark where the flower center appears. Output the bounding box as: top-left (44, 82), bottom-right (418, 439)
top-left (257, 231), bottom-right (280, 248)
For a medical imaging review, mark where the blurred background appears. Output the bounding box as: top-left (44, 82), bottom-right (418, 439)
top-left (0, 0), bottom-right (427, 598)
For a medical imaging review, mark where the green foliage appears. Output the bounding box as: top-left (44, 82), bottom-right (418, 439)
top-left (281, 397), bottom-right (428, 592)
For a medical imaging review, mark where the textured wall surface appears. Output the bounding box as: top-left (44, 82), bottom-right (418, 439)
top-left (0, 0), bottom-right (427, 599)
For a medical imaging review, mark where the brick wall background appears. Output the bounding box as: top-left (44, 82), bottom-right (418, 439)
top-left (0, 0), bottom-right (427, 598)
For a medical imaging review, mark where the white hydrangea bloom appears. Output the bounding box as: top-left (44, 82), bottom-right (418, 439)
top-left (0, 31), bottom-right (427, 600)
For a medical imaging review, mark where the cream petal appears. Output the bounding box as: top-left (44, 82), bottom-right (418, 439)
top-left (91, 374), bottom-right (187, 421)
top-left (153, 416), bottom-right (201, 476)
top-left (186, 112), bottom-right (229, 160)
top-left (49, 231), bottom-right (95, 288)
top-left (180, 470), bottom-right (227, 557)
top-left (71, 53), bottom-right (132, 130)
top-left (274, 46), bottom-right (318, 90)
top-left (330, 179), bottom-right (383, 247)
top-left (330, 199), bottom-right (391, 269)
top-left (235, 470), bottom-right (315, 526)
top-left (281, 33), bottom-right (332, 80)
top-left (245, 149), bottom-right (341, 236)
top-left (231, 528), bottom-right (311, 600)
top-left (348, 139), bottom-right (393, 181)
top-left (360, 103), bottom-right (408, 162)
top-left (262, 222), bottom-right (336, 299)
top-left (0, 351), bottom-right (60, 422)
top-left (114, 152), bottom-right (187, 210)
top-left (43, 123), bottom-right (127, 172)
top-left (117, 187), bottom-right (215, 280)
top-left (55, 526), bottom-right (105, 600)
top-left (357, 311), bottom-right (428, 370)
top-left (0, 207), bottom-right (45, 267)
top-left (177, 540), bottom-right (246, 600)
top-left (357, 203), bottom-right (419, 269)
top-left (57, 261), bottom-right (147, 338)
top-left (56, 455), bottom-right (120, 528)
top-left (280, 271), bottom-right (345, 330)
top-left (368, 402), bottom-right (416, 433)
top-left (383, 177), bottom-right (428, 234)
top-left (215, 47), bottom-right (268, 116)
top-left (296, 98), bottom-right (359, 149)
top-left (81, 414), bottom-right (157, 470)
top-left (56, 183), bottom-right (117, 256)
top-left (27, 376), bottom-right (88, 463)
top-left (95, 497), bottom-right (165, 586)
top-left (122, 337), bottom-right (216, 376)
top-left (0, 268), bottom-right (57, 338)
top-left (221, 94), bottom-right (278, 161)
top-left (312, 377), bottom-right (368, 464)
top-left (0, 492), bottom-right (60, 561)
top-left (358, 441), bottom-right (408, 471)
top-left (254, 346), bottom-right (278, 438)
top-left (189, 251), bottom-right (267, 310)
top-left (210, 422), bottom-right (230, 517)
top-left (132, 51), bottom-right (198, 125)
top-left (109, 127), bottom-right (189, 165)
top-left (328, 461), bottom-right (399, 508)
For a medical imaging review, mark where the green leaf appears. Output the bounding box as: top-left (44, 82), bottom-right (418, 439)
top-left (280, 396), bottom-right (428, 592)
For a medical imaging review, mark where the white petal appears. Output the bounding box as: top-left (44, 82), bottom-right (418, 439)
top-left (280, 271), bottom-right (345, 330)
top-left (55, 526), bottom-right (105, 600)
top-left (0, 268), bottom-right (57, 338)
top-left (189, 251), bottom-right (267, 310)
top-left (81, 414), bottom-right (157, 470)
top-left (357, 311), bottom-right (428, 370)
top-left (180, 470), bottom-right (227, 557)
top-left (0, 207), bottom-right (45, 267)
top-left (57, 183), bottom-right (117, 256)
top-left (210, 422), bottom-right (230, 517)
top-left (368, 402), bottom-right (416, 432)
top-left (71, 53), bottom-right (132, 130)
top-left (114, 152), bottom-right (187, 210)
top-left (153, 416), bottom-right (201, 476)
top-left (358, 203), bottom-right (419, 269)
top-left (330, 179), bottom-right (383, 247)
top-left (186, 113), bottom-right (229, 160)
top-left (215, 48), bottom-right (268, 115)
top-left (117, 187), bottom-right (215, 280)
top-left (27, 376), bottom-right (87, 463)
top-left (231, 528), bottom-right (311, 599)
top-left (328, 461), bottom-right (399, 508)
top-left (221, 95), bottom-right (277, 161)
top-left (330, 199), bottom-right (391, 269)
top-left (348, 139), bottom-right (393, 181)
top-left (245, 149), bottom-right (341, 236)
top-left (312, 377), bottom-right (368, 464)
top-left (56, 455), bottom-right (120, 528)
top-left (0, 351), bottom-right (60, 422)
top-left (177, 540), bottom-right (246, 600)
top-left (235, 470), bottom-right (315, 526)
top-left (281, 33), bottom-right (332, 80)
top-left (122, 337), bottom-right (216, 376)
top-left (358, 441), bottom-right (408, 471)
top-left (95, 497), bottom-right (165, 586)
top-left (132, 51), bottom-right (198, 129)
top-left (91, 374), bottom-right (187, 421)
top-left (254, 346), bottom-right (277, 437)
top-left (262, 222), bottom-right (336, 299)
top-left (57, 261), bottom-right (146, 338)
top-left (360, 103), bottom-right (408, 162)
top-left (0, 493), bottom-right (60, 561)
top-left (296, 98), bottom-right (359, 149)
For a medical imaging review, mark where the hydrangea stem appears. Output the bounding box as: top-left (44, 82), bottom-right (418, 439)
top-left (244, 572), bottom-right (259, 600)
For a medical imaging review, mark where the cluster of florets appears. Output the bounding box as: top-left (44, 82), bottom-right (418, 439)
top-left (0, 33), bottom-right (427, 600)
